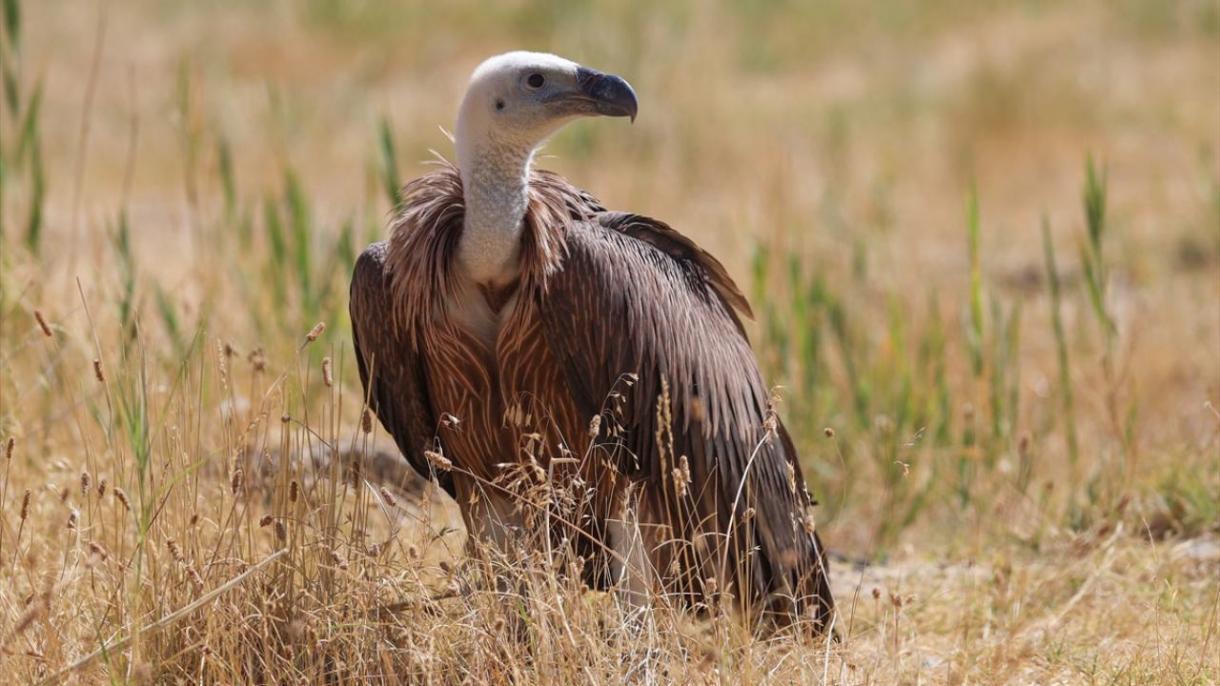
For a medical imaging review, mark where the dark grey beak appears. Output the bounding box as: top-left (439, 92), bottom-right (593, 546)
top-left (575, 67), bottom-right (638, 122)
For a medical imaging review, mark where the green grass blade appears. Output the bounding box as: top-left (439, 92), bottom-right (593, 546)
top-left (378, 117), bottom-right (402, 209)
top-left (966, 185), bottom-right (984, 377)
top-left (1042, 216), bottom-right (1079, 469)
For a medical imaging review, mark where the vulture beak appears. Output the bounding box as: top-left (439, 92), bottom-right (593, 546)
top-left (574, 67), bottom-right (639, 122)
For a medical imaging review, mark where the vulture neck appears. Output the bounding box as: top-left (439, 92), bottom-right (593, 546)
top-left (456, 133), bottom-right (536, 287)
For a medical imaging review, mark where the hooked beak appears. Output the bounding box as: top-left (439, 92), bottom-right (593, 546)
top-left (573, 66), bottom-right (639, 122)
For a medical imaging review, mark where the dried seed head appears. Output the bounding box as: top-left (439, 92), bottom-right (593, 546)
top-left (587, 414), bottom-right (602, 438)
top-left (189, 512), bottom-right (199, 527)
top-left (259, 515), bottom-right (274, 528)
top-left (786, 460), bottom-right (797, 494)
top-left (274, 520), bottom-right (287, 542)
top-left (222, 341), bottom-right (236, 358)
top-left (802, 511), bottom-right (817, 534)
top-left (93, 358), bottom-right (105, 383)
top-left (321, 356), bottom-right (333, 387)
top-left (328, 549), bottom-right (348, 570)
top-left (871, 587), bottom-right (881, 601)
top-left (360, 408), bottom-right (373, 434)
top-left (88, 541), bottom-right (108, 561)
top-left (424, 450), bottom-right (452, 472)
top-left (824, 427), bottom-right (835, 438)
top-left (230, 468), bottom-right (243, 495)
top-left (247, 347), bottom-right (267, 372)
top-left (4, 436), bottom-right (13, 461)
top-left (60, 487), bottom-right (70, 503)
top-left (67, 508), bottom-right (79, 530)
top-left (406, 545), bottom-right (418, 559)
top-left (742, 507), bottom-right (756, 521)
top-left (80, 471), bottom-right (91, 496)
top-left (34, 310), bottom-right (53, 337)
top-left (114, 488), bottom-right (131, 511)
top-left (289, 480), bottom-right (299, 503)
top-left (304, 322), bottom-right (326, 345)
top-left (187, 566), bottom-right (205, 590)
top-left (20, 490), bottom-right (31, 520)
top-left (10, 603), bottom-right (42, 639)
top-left (704, 577), bottom-right (718, 595)
top-left (97, 478), bottom-right (107, 498)
top-left (379, 487), bottom-right (398, 508)
top-left (166, 538), bottom-right (184, 563)
top-left (281, 413), bottom-right (290, 424)
top-left (672, 455), bottom-right (691, 497)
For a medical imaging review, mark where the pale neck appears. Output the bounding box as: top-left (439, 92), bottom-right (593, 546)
top-left (456, 135), bottom-right (535, 286)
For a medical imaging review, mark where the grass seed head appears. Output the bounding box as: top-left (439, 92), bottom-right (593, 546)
top-left (80, 470), bottom-right (91, 496)
top-left (305, 322), bottom-right (326, 345)
top-left (167, 538), bottom-right (184, 563)
top-left (379, 487), bottom-right (398, 507)
top-left (114, 487), bottom-right (131, 511)
top-left (4, 436), bottom-right (13, 461)
top-left (672, 455), bottom-right (691, 497)
top-left (20, 490), bottom-right (31, 520)
top-left (247, 347), bottom-right (266, 372)
top-left (92, 358), bottom-right (105, 383)
top-left (322, 356), bottom-right (333, 387)
top-left (329, 549), bottom-right (348, 569)
top-left (425, 450), bottom-right (452, 472)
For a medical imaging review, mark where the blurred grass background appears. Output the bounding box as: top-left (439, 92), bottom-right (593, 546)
top-left (1, 0), bottom-right (1218, 682)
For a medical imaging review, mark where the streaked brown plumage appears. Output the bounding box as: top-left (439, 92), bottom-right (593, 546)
top-left (350, 52), bottom-right (833, 631)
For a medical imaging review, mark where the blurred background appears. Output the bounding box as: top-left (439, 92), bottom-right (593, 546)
top-left (4, 0), bottom-right (1218, 553)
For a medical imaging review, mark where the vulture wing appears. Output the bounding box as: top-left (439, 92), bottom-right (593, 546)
top-left (539, 211), bottom-right (834, 628)
top-left (349, 241), bottom-right (455, 497)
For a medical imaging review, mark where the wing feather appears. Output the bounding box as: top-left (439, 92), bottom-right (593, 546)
top-left (539, 213), bottom-right (833, 627)
top-left (350, 241), bottom-right (455, 497)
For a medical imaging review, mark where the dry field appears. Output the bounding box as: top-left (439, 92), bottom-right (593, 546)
top-left (1, 0), bottom-right (1218, 683)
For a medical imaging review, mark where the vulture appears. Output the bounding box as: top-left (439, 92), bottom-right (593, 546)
top-left (350, 51), bottom-right (834, 631)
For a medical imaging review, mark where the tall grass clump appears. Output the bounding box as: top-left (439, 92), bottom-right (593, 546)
top-left (748, 164), bottom-right (1167, 552)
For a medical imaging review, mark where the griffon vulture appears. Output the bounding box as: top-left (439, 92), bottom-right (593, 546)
top-left (350, 51), bottom-right (834, 630)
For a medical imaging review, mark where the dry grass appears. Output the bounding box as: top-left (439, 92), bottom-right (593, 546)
top-left (2, 0), bottom-right (1218, 683)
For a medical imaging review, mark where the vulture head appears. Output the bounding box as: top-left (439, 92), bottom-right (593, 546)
top-left (456, 51), bottom-right (638, 153)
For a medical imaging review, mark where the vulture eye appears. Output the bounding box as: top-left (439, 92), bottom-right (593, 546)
top-left (526, 73), bottom-right (545, 89)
